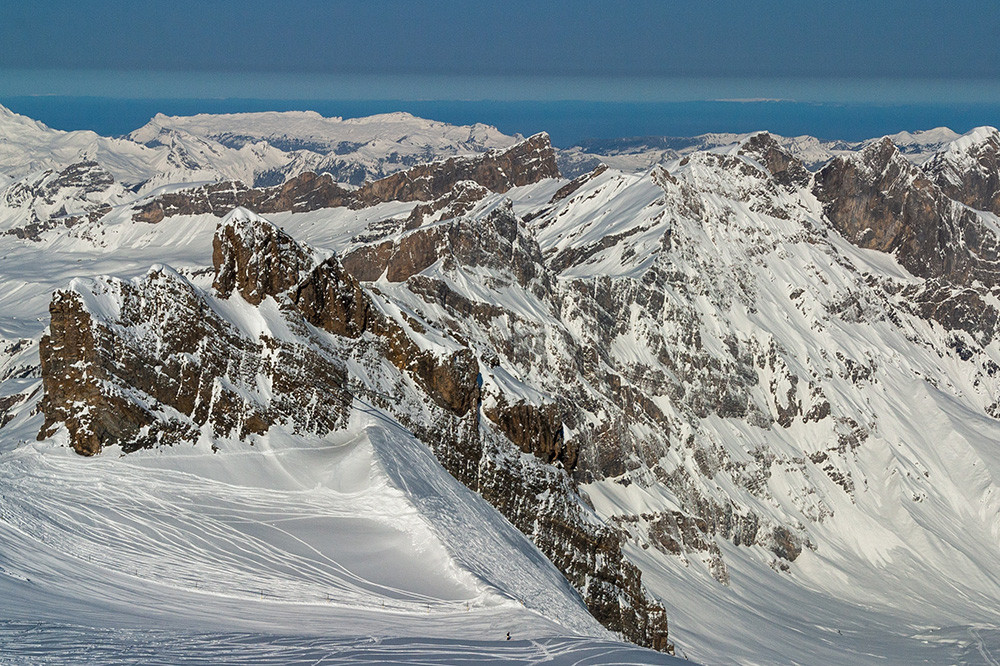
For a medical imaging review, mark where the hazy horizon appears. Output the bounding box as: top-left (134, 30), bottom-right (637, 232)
top-left (3, 93), bottom-right (1000, 148)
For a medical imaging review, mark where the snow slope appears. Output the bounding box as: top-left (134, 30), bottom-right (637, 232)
top-left (0, 414), bottom-right (685, 664)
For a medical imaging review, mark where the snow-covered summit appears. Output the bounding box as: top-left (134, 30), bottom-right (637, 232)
top-left (130, 109), bottom-right (516, 160)
top-left (880, 126), bottom-right (962, 161)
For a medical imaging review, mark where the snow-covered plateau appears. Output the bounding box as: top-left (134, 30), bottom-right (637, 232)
top-left (3, 105), bottom-right (1000, 665)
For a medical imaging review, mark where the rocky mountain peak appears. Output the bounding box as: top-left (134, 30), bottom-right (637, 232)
top-left (737, 131), bottom-right (811, 188)
top-left (814, 137), bottom-right (934, 255)
top-left (352, 132), bottom-right (559, 207)
top-left (212, 207), bottom-right (317, 305)
top-left (924, 126), bottom-right (1000, 214)
top-left (816, 133), bottom-right (1000, 342)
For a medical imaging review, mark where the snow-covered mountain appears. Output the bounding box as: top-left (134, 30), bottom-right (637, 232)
top-left (129, 110), bottom-right (518, 187)
top-left (0, 104), bottom-right (521, 224)
top-left (558, 126), bottom-right (968, 178)
top-left (5, 108), bottom-right (1000, 664)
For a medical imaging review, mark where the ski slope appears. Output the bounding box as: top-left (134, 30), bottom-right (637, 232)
top-left (0, 415), bottom-right (683, 664)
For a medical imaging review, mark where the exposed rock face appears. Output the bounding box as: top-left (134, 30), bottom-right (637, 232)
top-left (133, 172), bottom-right (353, 224)
top-left (738, 132), bottom-right (811, 189)
top-left (342, 194), bottom-right (545, 290)
top-left (548, 164), bottom-right (608, 203)
top-left (815, 138), bottom-right (1000, 286)
top-left (45, 125), bottom-right (1000, 657)
top-left (816, 138), bottom-right (1000, 342)
top-left (1, 161), bottom-right (115, 209)
top-left (40, 161), bottom-right (116, 199)
top-left (352, 133), bottom-right (559, 206)
top-left (25, 116), bottom-right (1000, 664)
top-left (484, 400), bottom-right (574, 469)
top-left (133, 134), bottom-right (560, 224)
top-left (293, 258), bottom-right (372, 338)
top-left (212, 208), bottom-right (316, 304)
top-left (211, 210), bottom-right (480, 416)
top-left (38, 266), bottom-right (352, 456)
top-left (924, 127), bottom-right (1000, 215)
top-left (38, 291), bottom-right (149, 456)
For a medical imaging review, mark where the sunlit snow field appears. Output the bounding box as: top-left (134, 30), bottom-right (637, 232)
top-left (3, 144), bottom-right (1000, 664)
top-left (0, 415), bottom-right (683, 665)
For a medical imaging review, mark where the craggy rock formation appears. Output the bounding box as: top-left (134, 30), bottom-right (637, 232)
top-left (816, 138), bottom-right (1000, 342)
top-left (342, 195), bottom-right (545, 289)
top-left (2, 161), bottom-right (115, 209)
top-left (51, 127), bottom-right (1000, 655)
top-left (2, 161), bottom-right (122, 240)
top-left (292, 258), bottom-right (372, 339)
top-left (133, 134), bottom-right (560, 223)
top-left (132, 172), bottom-right (354, 224)
top-left (38, 266), bottom-right (352, 456)
top-left (548, 164), bottom-right (608, 203)
top-left (29, 116), bottom-right (1000, 660)
top-left (484, 399), bottom-right (574, 468)
top-left (351, 133), bottom-right (559, 206)
top-left (924, 127), bottom-right (1000, 215)
top-left (37, 205), bottom-right (673, 652)
top-left (212, 207), bottom-right (316, 304)
top-left (815, 138), bottom-right (1000, 286)
top-left (738, 132), bottom-right (811, 189)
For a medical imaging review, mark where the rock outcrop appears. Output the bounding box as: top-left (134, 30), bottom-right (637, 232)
top-left (815, 137), bottom-right (1000, 342)
top-left (38, 266), bottom-right (352, 456)
top-left (815, 138), bottom-right (1000, 286)
top-left (133, 134), bottom-right (560, 224)
top-left (212, 208), bottom-right (316, 304)
top-left (738, 132), bottom-right (811, 189)
top-left (924, 127), bottom-right (1000, 215)
top-left (24, 112), bottom-right (1000, 664)
top-left (352, 133), bottom-right (559, 206)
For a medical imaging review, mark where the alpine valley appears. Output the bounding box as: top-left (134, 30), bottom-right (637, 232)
top-left (3, 104), bottom-right (1000, 665)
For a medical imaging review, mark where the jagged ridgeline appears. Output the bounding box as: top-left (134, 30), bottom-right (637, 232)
top-left (11, 106), bottom-right (1000, 662)
top-left (32, 135), bottom-right (672, 651)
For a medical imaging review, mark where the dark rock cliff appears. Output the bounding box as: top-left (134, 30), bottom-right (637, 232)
top-left (38, 266), bottom-right (352, 455)
top-left (738, 132), bottom-right (811, 189)
top-left (815, 138), bottom-right (1000, 285)
top-left (815, 137), bottom-right (1000, 342)
top-left (924, 128), bottom-right (1000, 215)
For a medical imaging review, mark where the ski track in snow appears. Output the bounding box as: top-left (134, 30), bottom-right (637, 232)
top-left (0, 624), bottom-right (680, 666)
top-left (0, 422), bottom-right (670, 664)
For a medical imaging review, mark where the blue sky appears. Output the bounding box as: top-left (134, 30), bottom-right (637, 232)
top-left (2, 1), bottom-right (999, 102)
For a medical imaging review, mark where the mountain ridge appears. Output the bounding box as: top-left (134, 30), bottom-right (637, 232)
top-left (6, 106), bottom-right (1000, 664)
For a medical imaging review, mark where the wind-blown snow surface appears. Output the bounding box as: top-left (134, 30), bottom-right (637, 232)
top-left (0, 415), bottom-right (686, 665)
